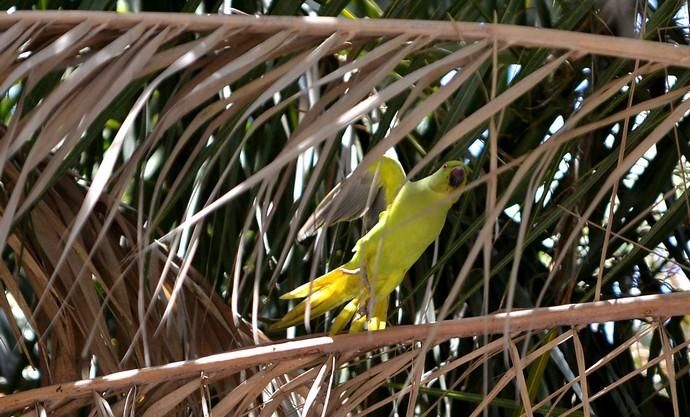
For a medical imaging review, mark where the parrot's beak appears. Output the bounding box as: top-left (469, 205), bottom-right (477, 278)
top-left (449, 167), bottom-right (465, 188)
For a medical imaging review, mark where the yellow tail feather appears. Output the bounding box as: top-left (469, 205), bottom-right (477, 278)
top-left (329, 297), bottom-right (360, 335)
top-left (270, 268), bottom-right (361, 331)
top-left (279, 267), bottom-right (359, 299)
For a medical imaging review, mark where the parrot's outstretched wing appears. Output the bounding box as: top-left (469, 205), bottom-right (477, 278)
top-left (297, 156), bottom-right (405, 241)
top-left (297, 171), bottom-right (386, 241)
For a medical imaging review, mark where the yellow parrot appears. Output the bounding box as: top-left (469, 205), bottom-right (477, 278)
top-left (297, 155), bottom-right (406, 241)
top-left (272, 161), bottom-right (468, 334)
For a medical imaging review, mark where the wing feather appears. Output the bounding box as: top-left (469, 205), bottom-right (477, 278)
top-left (297, 169), bottom-right (382, 241)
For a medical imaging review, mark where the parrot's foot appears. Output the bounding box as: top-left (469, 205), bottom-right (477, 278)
top-left (345, 296), bottom-right (390, 333)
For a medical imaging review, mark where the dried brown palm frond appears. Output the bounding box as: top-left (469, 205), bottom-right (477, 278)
top-left (1, 293), bottom-right (688, 414)
top-left (0, 9), bottom-right (689, 417)
top-left (0, 149), bottom-right (269, 412)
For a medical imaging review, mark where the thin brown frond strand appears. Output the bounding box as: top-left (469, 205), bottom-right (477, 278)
top-left (2, 12), bottom-right (690, 67)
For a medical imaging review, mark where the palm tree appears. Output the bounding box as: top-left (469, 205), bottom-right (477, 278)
top-left (0, 1), bottom-right (689, 416)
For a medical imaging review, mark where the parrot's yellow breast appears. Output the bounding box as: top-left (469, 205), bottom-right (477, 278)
top-left (355, 183), bottom-right (453, 292)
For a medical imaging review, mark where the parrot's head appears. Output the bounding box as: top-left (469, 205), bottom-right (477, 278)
top-left (428, 161), bottom-right (469, 197)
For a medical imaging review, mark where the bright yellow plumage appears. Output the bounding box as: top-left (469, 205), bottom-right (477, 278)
top-left (272, 161), bottom-right (468, 334)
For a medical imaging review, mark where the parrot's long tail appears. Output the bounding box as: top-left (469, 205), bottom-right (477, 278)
top-left (270, 268), bottom-right (361, 331)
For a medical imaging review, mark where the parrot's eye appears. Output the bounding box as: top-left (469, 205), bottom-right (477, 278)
top-left (449, 167), bottom-right (465, 187)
